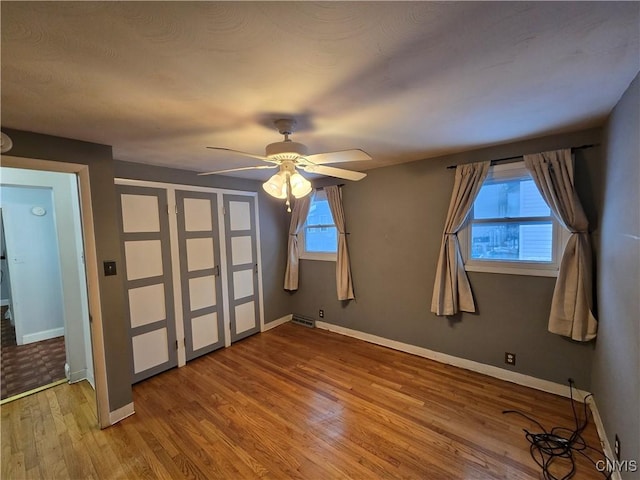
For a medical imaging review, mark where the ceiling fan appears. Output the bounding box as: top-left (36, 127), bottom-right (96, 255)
top-left (199, 118), bottom-right (371, 211)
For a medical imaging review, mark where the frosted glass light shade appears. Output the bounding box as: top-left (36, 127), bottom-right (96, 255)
top-left (262, 172), bottom-right (287, 199)
top-left (290, 172), bottom-right (312, 198)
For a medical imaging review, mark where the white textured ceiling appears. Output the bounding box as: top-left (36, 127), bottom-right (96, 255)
top-left (2, 2), bottom-right (639, 180)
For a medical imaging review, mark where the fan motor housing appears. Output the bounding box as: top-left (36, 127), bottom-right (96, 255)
top-left (265, 141), bottom-right (308, 159)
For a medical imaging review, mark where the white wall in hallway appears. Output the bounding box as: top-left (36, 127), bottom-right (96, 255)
top-left (1, 185), bottom-right (64, 342)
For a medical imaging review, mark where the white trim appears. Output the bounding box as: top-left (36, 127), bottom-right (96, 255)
top-left (299, 252), bottom-right (337, 262)
top-left (314, 321), bottom-right (591, 400)
top-left (21, 327), bottom-right (64, 345)
top-left (108, 402), bottom-right (135, 425)
top-left (464, 263), bottom-right (559, 277)
top-left (255, 198), bottom-right (266, 333)
top-left (262, 314), bottom-right (292, 332)
top-left (68, 368), bottom-right (89, 384)
top-left (115, 177), bottom-right (255, 197)
top-left (0, 299), bottom-right (9, 307)
top-left (587, 396), bottom-right (622, 480)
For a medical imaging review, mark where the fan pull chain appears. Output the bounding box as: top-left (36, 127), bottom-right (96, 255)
top-left (286, 174), bottom-right (292, 213)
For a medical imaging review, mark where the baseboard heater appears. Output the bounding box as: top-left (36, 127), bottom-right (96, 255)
top-left (291, 314), bottom-right (316, 328)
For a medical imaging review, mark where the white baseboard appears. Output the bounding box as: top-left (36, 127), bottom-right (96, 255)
top-left (587, 397), bottom-right (621, 480)
top-left (69, 368), bottom-right (89, 384)
top-left (109, 402), bottom-right (135, 425)
top-left (22, 327), bottom-right (64, 345)
top-left (262, 314), bottom-right (292, 332)
top-left (1, 299), bottom-right (9, 307)
top-left (314, 321), bottom-right (591, 401)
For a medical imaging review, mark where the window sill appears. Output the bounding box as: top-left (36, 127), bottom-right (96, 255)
top-left (299, 253), bottom-right (336, 262)
top-left (464, 263), bottom-right (558, 277)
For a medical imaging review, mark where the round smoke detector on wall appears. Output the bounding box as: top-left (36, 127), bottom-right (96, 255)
top-left (1, 132), bottom-right (13, 153)
top-left (31, 206), bottom-right (47, 216)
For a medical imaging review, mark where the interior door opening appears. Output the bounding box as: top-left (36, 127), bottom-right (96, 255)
top-left (0, 168), bottom-right (95, 406)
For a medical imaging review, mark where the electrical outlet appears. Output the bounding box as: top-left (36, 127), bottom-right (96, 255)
top-left (319, 309), bottom-right (324, 318)
top-left (614, 434), bottom-right (620, 460)
top-left (505, 352), bottom-right (516, 365)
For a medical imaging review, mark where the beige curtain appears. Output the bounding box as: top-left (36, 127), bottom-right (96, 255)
top-left (283, 195), bottom-right (311, 291)
top-left (523, 149), bottom-right (597, 341)
top-left (431, 161), bottom-right (490, 316)
top-left (325, 185), bottom-right (355, 300)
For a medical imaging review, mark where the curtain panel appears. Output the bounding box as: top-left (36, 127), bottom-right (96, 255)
top-left (283, 195), bottom-right (311, 291)
top-left (523, 149), bottom-right (597, 341)
top-left (431, 161), bottom-right (490, 316)
top-left (325, 185), bottom-right (355, 300)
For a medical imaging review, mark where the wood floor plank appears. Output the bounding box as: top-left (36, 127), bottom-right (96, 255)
top-left (0, 324), bottom-right (607, 479)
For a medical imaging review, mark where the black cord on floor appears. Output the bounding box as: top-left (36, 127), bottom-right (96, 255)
top-left (503, 380), bottom-right (613, 480)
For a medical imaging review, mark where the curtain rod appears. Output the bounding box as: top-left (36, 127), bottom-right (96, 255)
top-left (314, 183), bottom-right (345, 190)
top-left (445, 144), bottom-right (599, 170)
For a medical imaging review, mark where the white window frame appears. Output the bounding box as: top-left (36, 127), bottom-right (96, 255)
top-left (299, 189), bottom-right (337, 262)
top-left (459, 161), bottom-right (571, 277)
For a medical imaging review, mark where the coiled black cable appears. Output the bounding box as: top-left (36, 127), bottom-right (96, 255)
top-left (503, 380), bottom-right (612, 480)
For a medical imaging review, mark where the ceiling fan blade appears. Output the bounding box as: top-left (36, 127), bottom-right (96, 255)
top-left (303, 149), bottom-right (372, 165)
top-left (198, 165), bottom-right (277, 176)
top-left (302, 164), bottom-right (367, 181)
top-left (206, 147), bottom-right (273, 162)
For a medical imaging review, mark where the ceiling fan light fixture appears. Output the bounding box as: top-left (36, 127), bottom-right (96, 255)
top-left (289, 172), bottom-right (313, 198)
top-left (262, 171), bottom-right (287, 199)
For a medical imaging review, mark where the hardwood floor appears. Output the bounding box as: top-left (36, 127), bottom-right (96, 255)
top-left (1, 323), bottom-right (606, 479)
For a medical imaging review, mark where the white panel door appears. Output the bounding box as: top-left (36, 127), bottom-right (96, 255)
top-left (176, 191), bottom-right (224, 361)
top-left (224, 195), bottom-right (260, 342)
top-left (117, 186), bottom-right (177, 383)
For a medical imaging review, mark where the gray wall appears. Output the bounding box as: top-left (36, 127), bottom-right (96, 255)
top-left (289, 128), bottom-right (603, 389)
top-left (2, 127), bottom-right (132, 412)
top-left (113, 161), bottom-right (291, 326)
top-left (592, 73), bottom-right (639, 478)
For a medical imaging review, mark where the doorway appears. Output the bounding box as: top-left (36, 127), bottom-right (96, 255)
top-left (0, 168), bottom-right (95, 404)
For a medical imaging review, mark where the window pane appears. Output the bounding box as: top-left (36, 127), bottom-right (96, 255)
top-left (470, 221), bottom-right (553, 262)
top-left (307, 198), bottom-right (334, 226)
top-left (474, 178), bottom-right (550, 219)
top-left (305, 226), bottom-right (337, 253)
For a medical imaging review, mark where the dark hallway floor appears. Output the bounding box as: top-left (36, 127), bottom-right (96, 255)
top-left (1, 306), bottom-right (66, 400)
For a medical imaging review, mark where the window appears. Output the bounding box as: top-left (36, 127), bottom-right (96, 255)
top-left (460, 162), bottom-right (568, 276)
top-left (299, 189), bottom-right (337, 261)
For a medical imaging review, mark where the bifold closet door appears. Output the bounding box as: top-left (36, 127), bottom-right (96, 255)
top-left (117, 186), bottom-right (178, 383)
top-left (175, 190), bottom-right (224, 361)
top-left (224, 195), bottom-right (260, 342)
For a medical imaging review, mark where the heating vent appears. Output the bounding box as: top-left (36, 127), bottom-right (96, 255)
top-left (291, 314), bottom-right (316, 328)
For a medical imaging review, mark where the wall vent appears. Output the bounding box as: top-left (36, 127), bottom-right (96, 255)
top-left (291, 314), bottom-right (315, 328)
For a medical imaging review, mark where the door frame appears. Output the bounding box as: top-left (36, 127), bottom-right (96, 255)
top-left (1, 155), bottom-right (110, 428)
top-left (114, 178), bottom-right (265, 364)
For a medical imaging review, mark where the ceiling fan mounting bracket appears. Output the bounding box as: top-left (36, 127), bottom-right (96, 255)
top-left (274, 118), bottom-right (296, 136)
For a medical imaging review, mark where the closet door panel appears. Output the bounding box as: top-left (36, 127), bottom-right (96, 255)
top-left (176, 190), bottom-right (224, 361)
top-left (224, 195), bottom-right (260, 342)
top-left (117, 186), bottom-right (178, 383)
